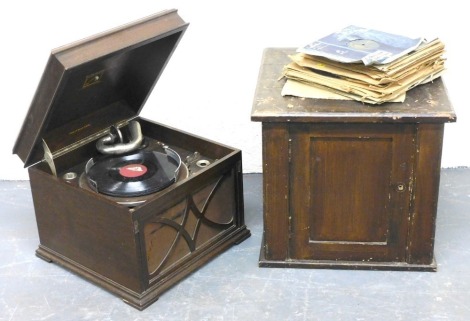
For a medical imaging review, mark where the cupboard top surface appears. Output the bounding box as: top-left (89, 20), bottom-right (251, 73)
top-left (251, 48), bottom-right (456, 124)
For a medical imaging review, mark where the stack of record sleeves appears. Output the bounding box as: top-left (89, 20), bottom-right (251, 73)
top-left (281, 26), bottom-right (445, 104)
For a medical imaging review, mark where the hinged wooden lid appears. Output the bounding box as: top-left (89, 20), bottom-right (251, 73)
top-left (13, 9), bottom-right (189, 167)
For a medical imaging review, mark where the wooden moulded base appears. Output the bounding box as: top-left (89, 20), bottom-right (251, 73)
top-left (37, 227), bottom-right (250, 310)
top-left (258, 239), bottom-right (437, 272)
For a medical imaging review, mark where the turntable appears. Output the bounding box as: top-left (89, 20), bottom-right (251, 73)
top-left (13, 10), bottom-right (250, 310)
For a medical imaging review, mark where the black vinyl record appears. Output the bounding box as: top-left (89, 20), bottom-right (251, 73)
top-left (86, 151), bottom-right (180, 197)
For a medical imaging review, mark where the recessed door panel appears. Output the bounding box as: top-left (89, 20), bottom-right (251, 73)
top-left (290, 124), bottom-right (414, 262)
top-left (309, 137), bottom-right (392, 244)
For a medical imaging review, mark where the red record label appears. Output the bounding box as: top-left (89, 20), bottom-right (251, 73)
top-left (119, 164), bottom-right (148, 178)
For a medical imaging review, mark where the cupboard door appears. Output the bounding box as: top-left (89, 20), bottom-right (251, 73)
top-left (290, 124), bottom-right (414, 262)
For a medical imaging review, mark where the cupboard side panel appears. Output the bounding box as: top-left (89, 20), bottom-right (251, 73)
top-left (408, 124), bottom-right (444, 265)
top-left (261, 123), bottom-right (290, 260)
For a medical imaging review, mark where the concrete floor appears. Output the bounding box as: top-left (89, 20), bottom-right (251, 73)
top-left (1, 169), bottom-right (469, 321)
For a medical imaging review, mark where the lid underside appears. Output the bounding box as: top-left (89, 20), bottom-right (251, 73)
top-left (13, 9), bottom-right (188, 167)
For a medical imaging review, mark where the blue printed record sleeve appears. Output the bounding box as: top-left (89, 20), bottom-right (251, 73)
top-left (297, 26), bottom-right (423, 66)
